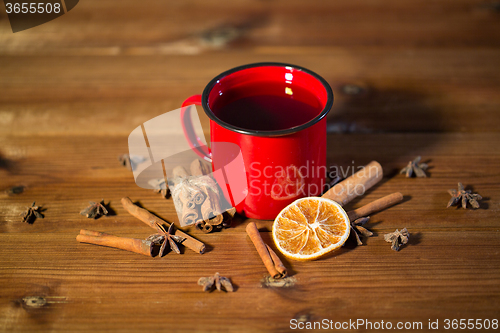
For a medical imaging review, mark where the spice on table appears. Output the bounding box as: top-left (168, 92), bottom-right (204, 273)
top-left (118, 154), bottom-right (131, 170)
top-left (346, 192), bottom-right (404, 221)
top-left (80, 200), bottom-right (108, 219)
top-left (148, 178), bottom-right (169, 198)
top-left (350, 216), bottom-right (373, 246)
top-left (170, 159), bottom-right (231, 232)
top-left (190, 158), bottom-right (211, 176)
top-left (384, 228), bottom-right (410, 251)
top-left (188, 160), bottom-right (221, 220)
top-left (345, 193), bottom-right (404, 245)
top-left (197, 207), bottom-right (237, 233)
top-left (261, 275), bottom-right (297, 288)
top-left (6, 185), bottom-right (25, 196)
top-left (118, 154), bottom-right (146, 171)
top-left (200, 184), bottom-right (222, 223)
top-left (76, 229), bottom-right (154, 257)
top-left (246, 222), bottom-right (287, 279)
top-left (121, 197), bottom-right (206, 254)
top-left (198, 272), bottom-right (234, 292)
top-left (171, 165), bottom-right (202, 225)
top-left (20, 201), bottom-right (44, 224)
top-left (146, 222), bottom-right (185, 256)
top-left (447, 182), bottom-right (482, 209)
top-left (322, 161), bottom-right (383, 206)
top-left (400, 156), bottom-right (428, 178)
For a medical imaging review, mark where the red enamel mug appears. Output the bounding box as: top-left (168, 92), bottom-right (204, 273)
top-left (181, 62), bottom-right (333, 220)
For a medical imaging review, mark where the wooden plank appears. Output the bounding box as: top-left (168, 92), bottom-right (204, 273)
top-left (1, 0), bottom-right (499, 55)
top-left (0, 230), bottom-right (499, 331)
top-left (0, 49), bottom-right (499, 134)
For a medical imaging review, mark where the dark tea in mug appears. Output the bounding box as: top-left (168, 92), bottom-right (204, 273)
top-left (210, 81), bottom-right (324, 131)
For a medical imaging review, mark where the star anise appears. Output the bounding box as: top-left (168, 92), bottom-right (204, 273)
top-left (400, 156), bottom-right (428, 178)
top-left (118, 154), bottom-right (132, 170)
top-left (198, 272), bottom-right (234, 292)
top-left (384, 228), bottom-right (410, 251)
top-left (20, 201), bottom-right (44, 224)
top-left (148, 178), bottom-right (169, 198)
top-left (6, 185), bottom-right (25, 196)
top-left (80, 200), bottom-right (108, 219)
top-left (350, 216), bottom-right (373, 245)
top-left (146, 222), bottom-right (185, 256)
top-left (118, 154), bottom-right (146, 171)
top-left (447, 182), bottom-right (482, 209)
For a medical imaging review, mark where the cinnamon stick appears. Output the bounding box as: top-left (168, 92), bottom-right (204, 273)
top-left (181, 203), bottom-right (199, 225)
top-left (191, 159), bottom-right (224, 225)
top-left (172, 165), bottom-right (189, 179)
top-left (196, 206), bottom-right (236, 232)
top-left (172, 165), bottom-right (201, 224)
top-left (192, 191), bottom-right (205, 206)
top-left (120, 197), bottom-right (206, 254)
top-left (347, 192), bottom-right (404, 221)
top-left (246, 222), bottom-right (287, 279)
top-left (76, 229), bottom-right (154, 257)
top-left (322, 161), bottom-right (383, 206)
top-left (200, 185), bottom-right (223, 223)
top-left (225, 207), bottom-right (237, 221)
top-left (190, 159), bottom-right (211, 176)
top-left (266, 244), bottom-right (287, 277)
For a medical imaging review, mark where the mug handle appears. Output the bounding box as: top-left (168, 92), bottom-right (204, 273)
top-left (181, 95), bottom-right (212, 162)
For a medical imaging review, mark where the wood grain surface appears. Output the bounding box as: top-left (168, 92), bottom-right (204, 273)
top-left (1, 0), bottom-right (499, 332)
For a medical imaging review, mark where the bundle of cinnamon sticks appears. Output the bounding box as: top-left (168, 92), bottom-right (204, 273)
top-left (171, 159), bottom-right (234, 232)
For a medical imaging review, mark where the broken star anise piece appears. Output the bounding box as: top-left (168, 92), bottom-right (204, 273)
top-left (118, 154), bottom-right (131, 170)
top-left (384, 228), bottom-right (410, 251)
top-left (118, 154), bottom-right (146, 172)
top-left (447, 182), bottom-right (482, 209)
top-left (147, 178), bottom-right (169, 198)
top-left (400, 156), bottom-right (428, 178)
top-left (20, 201), bottom-right (44, 224)
top-left (198, 272), bottom-right (234, 292)
top-left (80, 200), bottom-right (109, 219)
top-left (147, 222), bottom-right (186, 257)
top-left (350, 216), bottom-right (374, 246)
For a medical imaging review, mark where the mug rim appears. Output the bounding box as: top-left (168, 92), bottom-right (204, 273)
top-left (201, 62), bottom-right (333, 137)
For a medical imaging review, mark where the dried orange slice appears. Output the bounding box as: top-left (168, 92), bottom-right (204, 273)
top-left (272, 197), bottom-right (350, 260)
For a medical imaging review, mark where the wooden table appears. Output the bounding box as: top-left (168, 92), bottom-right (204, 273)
top-left (1, 1), bottom-right (499, 331)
